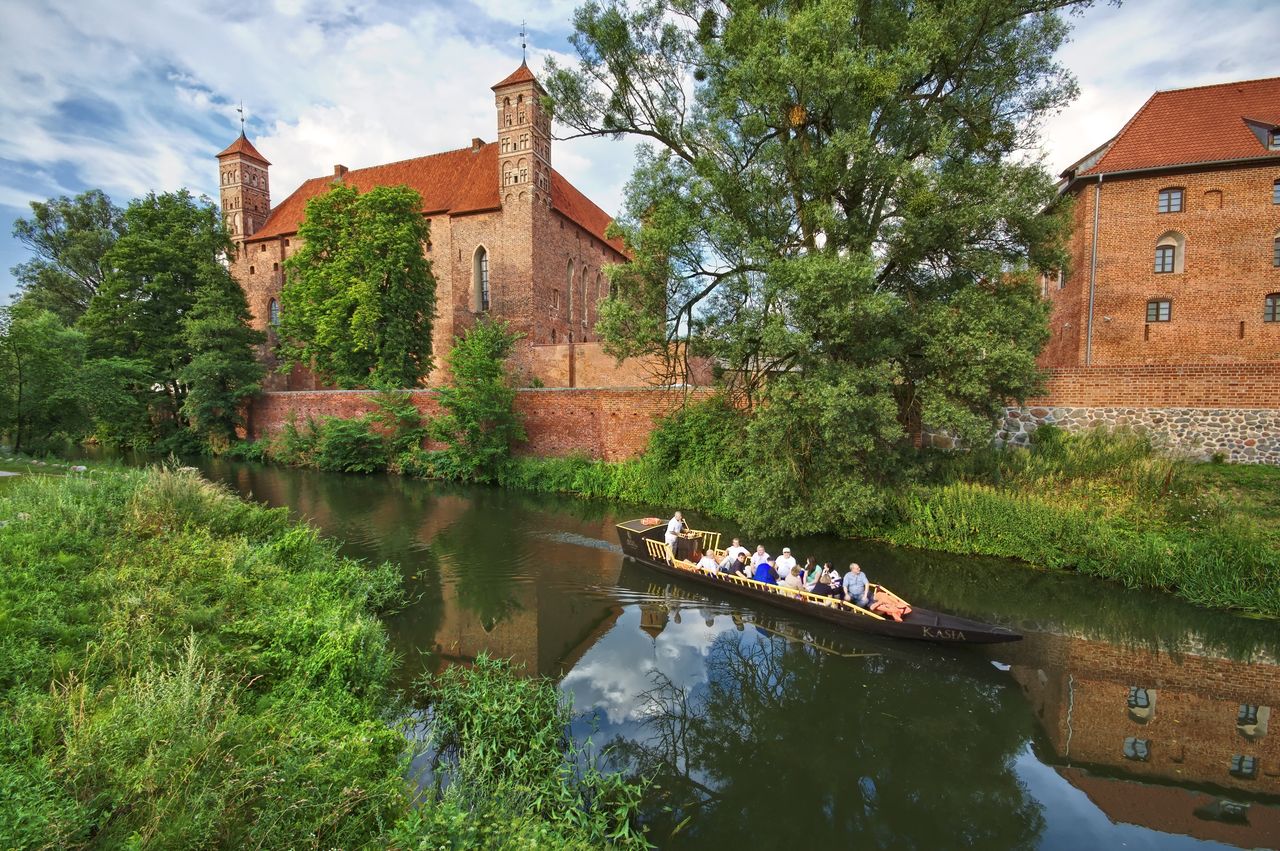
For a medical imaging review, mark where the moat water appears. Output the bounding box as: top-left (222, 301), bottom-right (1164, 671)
top-left (196, 459), bottom-right (1280, 849)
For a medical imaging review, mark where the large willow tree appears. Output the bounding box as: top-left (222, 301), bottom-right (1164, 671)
top-left (546, 0), bottom-right (1085, 532)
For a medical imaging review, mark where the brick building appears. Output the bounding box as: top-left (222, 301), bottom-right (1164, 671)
top-left (216, 61), bottom-right (641, 390)
top-left (997, 77), bottom-right (1280, 463)
top-left (1043, 76), bottom-right (1280, 367)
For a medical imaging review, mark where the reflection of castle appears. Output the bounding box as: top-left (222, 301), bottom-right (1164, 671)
top-left (1001, 632), bottom-right (1280, 848)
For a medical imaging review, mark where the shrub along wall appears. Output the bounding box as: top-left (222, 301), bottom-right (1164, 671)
top-left (247, 387), bottom-right (714, 462)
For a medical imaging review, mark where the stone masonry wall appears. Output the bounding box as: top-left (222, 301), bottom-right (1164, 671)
top-left (247, 387), bottom-right (714, 462)
top-left (993, 361), bottom-right (1280, 464)
top-left (998, 406), bottom-right (1280, 463)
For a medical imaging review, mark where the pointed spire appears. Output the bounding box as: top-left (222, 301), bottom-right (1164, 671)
top-left (216, 133), bottom-right (271, 165)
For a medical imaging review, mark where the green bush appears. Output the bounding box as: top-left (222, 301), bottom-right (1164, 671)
top-left (313, 415), bottom-right (388, 473)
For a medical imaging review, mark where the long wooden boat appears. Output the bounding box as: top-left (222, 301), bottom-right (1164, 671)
top-left (617, 518), bottom-right (1021, 645)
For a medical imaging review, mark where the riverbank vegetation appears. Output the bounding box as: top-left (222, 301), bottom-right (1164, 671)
top-left (0, 466), bottom-right (647, 849)
top-left (499, 401), bottom-right (1279, 619)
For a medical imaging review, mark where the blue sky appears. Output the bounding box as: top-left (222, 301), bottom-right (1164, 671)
top-left (2, 0), bottom-right (1278, 302)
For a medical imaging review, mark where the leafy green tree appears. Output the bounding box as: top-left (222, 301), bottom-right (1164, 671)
top-left (546, 0), bottom-right (1081, 530)
top-left (0, 304), bottom-right (85, 453)
top-left (179, 277), bottom-right (266, 451)
top-left (431, 318), bottom-right (526, 482)
top-left (278, 184), bottom-right (437, 388)
top-left (78, 189), bottom-right (252, 448)
top-left (10, 189), bottom-right (124, 323)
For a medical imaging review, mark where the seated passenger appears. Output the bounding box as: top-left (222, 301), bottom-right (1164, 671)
top-left (842, 563), bottom-right (870, 608)
top-left (775, 547), bottom-right (797, 580)
top-left (750, 545), bottom-right (771, 568)
top-left (696, 551), bottom-right (720, 573)
top-left (752, 559), bottom-right (779, 585)
top-left (724, 537), bottom-right (749, 562)
top-left (801, 557), bottom-right (820, 587)
top-left (720, 551), bottom-right (750, 577)
top-left (782, 569), bottom-right (805, 593)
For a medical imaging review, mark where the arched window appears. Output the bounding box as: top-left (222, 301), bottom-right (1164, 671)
top-left (472, 246), bottom-right (489, 312)
top-left (1146, 298), bottom-right (1171, 322)
top-left (517, 158), bottom-right (527, 183)
top-left (1265, 293), bottom-right (1280, 323)
top-left (502, 162), bottom-right (513, 185)
top-left (1154, 232), bottom-right (1185, 274)
top-left (567, 260), bottom-right (575, 320)
top-left (268, 298), bottom-right (280, 326)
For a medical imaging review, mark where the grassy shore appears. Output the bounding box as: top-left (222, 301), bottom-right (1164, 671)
top-left (0, 466), bottom-right (647, 850)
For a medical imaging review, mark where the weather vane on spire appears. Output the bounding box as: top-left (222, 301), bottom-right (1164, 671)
top-left (236, 100), bottom-right (245, 134)
top-left (520, 20), bottom-right (527, 61)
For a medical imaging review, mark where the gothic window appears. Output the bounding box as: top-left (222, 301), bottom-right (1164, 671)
top-left (567, 260), bottom-right (575, 320)
top-left (1155, 232), bottom-right (1185, 274)
top-left (472, 246), bottom-right (490, 312)
top-left (1265, 294), bottom-right (1280, 323)
top-left (503, 97), bottom-right (512, 127)
top-left (1157, 188), bottom-right (1183, 213)
top-left (268, 298), bottom-right (280, 326)
top-left (1146, 299), bottom-right (1172, 323)
top-left (518, 159), bottom-right (528, 183)
top-left (502, 162), bottom-right (513, 185)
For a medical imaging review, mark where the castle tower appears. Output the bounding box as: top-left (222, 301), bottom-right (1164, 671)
top-left (492, 61), bottom-right (551, 205)
top-left (216, 132), bottom-right (271, 243)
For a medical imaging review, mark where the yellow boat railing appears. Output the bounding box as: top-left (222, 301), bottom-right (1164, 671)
top-left (669, 556), bottom-right (889, 621)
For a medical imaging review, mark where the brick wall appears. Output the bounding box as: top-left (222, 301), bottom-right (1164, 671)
top-left (1043, 162), bottom-right (1280, 367)
top-left (247, 387), bottom-right (714, 462)
top-left (1028, 362), bottom-right (1280, 407)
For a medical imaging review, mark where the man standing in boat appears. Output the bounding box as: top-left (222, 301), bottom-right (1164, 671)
top-left (665, 511), bottom-right (685, 548)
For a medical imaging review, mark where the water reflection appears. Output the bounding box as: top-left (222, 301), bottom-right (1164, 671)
top-left (192, 459), bottom-right (1280, 849)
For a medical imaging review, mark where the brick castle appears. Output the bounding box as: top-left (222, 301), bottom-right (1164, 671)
top-left (216, 61), bottom-right (654, 392)
top-left (222, 70), bottom-right (1280, 462)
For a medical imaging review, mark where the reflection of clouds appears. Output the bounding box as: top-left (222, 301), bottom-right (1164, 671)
top-left (561, 603), bottom-right (732, 725)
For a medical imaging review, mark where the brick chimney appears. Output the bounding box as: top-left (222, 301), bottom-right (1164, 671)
top-left (472, 137), bottom-right (484, 152)
top-left (332, 164), bottom-right (348, 181)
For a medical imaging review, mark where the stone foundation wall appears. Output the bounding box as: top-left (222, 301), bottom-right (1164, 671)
top-left (999, 406), bottom-right (1280, 464)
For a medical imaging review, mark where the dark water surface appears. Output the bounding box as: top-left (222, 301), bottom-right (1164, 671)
top-left (197, 459), bottom-right (1280, 850)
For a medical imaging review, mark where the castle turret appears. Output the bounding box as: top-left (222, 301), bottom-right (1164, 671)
top-left (492, 61), bottom-right (551, 205)
top-left (216, 132), bottom-right (271, 243)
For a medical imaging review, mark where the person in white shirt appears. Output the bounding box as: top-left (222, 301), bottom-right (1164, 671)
top-left (665, 511), bottom-right (684, 547)
top-left (750, 545), bottom-right (771, 568)
top-left (696, 551), bottom-right (719, 573)
top-left (775, 547), bottom-right (797, 580)
top-left (723, 537), bottom-right (748, 562)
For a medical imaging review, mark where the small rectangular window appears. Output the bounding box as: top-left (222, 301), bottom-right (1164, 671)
top-left (1230, 754), bottom-right (1257, 779)
top-left (1147, 300), bottom-right (1171, 322)
top-left (1123, 738), bottom-right (1150, 761)
top-left (1273, 237), bottom-right (1279, 267)
top-left (1273, 181), bottom-right (1280, 204)
top-left (1154, 246), bottom-right (1175, 274)
top-left (1238, 705), bottom-right (1260, 726)
top-left (1265, 294), bottom-right (1280, 323)
top-left (1157, 188), bottom-right (1183, 213)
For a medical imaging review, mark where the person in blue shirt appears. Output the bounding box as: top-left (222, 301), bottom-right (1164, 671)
top-left (752, 559), bottom-right (779, 585)
top-left (843, 562), bottom-right (870, 607)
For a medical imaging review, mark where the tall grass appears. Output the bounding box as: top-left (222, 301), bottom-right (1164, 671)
top-left (0, 467), bottom-right (649, 849)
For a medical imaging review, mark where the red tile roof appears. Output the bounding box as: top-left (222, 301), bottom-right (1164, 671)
top-left (492, 61), bottom-right (539, 90)
top-left (216, 132), bottom-right (271, 165)
top-left (247, 141), bottom-right (627, 255)
top-left (1078, 77), bottom-right (1280, 177)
